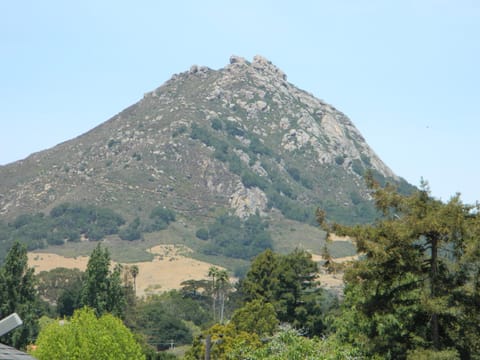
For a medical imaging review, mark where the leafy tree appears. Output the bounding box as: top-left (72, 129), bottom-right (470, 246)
top-left (119, 217), bottom-right (143, 241)
top-left (195, 228), bottom-right (209, 240)
top-left (246, 326), bottom-right (324, 360)
top-left (0, 241), bottom-right (40, 349)
top-left (202, 214), bottom-right (272, 260)
top-left (135, 295), bottom-right (193, 349)
top-left (32, 307), bottom-right (145, 360)
top-left (180, 279), bottom-right (211, 301)
top-left (241, 249), bottom-right (324, 336)
top-left (229, 300), bottom-right (278, 337)
top-left (50, 203), bottom-right (125, 241)
top-left (320, 176), bottom-right (480, 358)
top-left (184, 323), bottom-right (261, 360)
top-left (35, 268), bottom-right (84, 307)
top-left (147, 207), bottom-right (176, 232)
top-left (147, 290), bottom-right (211, 327)
top-left (81, 244), bottom-right (126, 318)
top-left (56, 276), bottom-right (83, 317)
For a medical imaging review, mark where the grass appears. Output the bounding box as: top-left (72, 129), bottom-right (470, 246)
top-left (33, 212), bottom-right (356, 272)
top-left (269, 212), bottom-right (327, 254)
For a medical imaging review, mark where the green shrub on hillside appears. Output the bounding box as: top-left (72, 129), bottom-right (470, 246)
top-left (202, 213), bottom-right (273, 260)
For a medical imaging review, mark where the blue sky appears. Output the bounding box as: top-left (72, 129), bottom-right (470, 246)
top-left (1, 1), bottom-right (479, 204)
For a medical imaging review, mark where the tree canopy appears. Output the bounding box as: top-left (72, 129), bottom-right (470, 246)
top-left (240, 248), bottom-right (324, 336)
top-left (0, 241), bottom-right (40, 349)
top-left (32, 307), bottom-right (145, 360)
top-left (320, 176), bottom-right (480, 359)
top-left (80, 244), bottom-right (126, 318)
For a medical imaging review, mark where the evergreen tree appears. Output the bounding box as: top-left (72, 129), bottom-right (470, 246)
top-left (241, 249), bottom-right (324, 336)
top-left (320, 176), bottom-right (480, 358)
top-left (81, 244), bottom-right (126, 318)
top-left (0, 241), bottom-right (40, 349)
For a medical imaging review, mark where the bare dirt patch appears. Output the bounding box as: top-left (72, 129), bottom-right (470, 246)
top-left (28, 245), bottom-right (220, 298)
top-left (309, 252), bottom-right (359, 296)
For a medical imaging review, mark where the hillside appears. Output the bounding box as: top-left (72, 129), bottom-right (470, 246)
top-left (0, 55), bottom-right (413, 264)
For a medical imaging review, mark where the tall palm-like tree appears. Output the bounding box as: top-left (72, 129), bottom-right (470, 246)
top-left (130, 265), bottom-right (139, 297)
top-left (216, 270), bottom-right (230, 324)
top-left (208, 266), bottom-right (220, 321)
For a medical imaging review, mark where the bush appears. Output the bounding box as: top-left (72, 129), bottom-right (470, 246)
top-left (351, 159), bottom-right (365, 176)
top-left (136, 297), bottom-right (193, 348)
top-left (195, 228), bottom-right (209, 240)
top-left (119, 218), bottom-right (142, 241)
top-left (286, 167), bottom-right (300, 181)
top-left (172, 125), bottom-right (187, 137)
top-left (335, 155), bottom-right (345, 165)
top-left (241, 171), bottom-right (269, 190)
top-left (211, 118), bottom-right (223, 131)
top-left (150, 207), bottom-right (176, 224)
top-left (201, 214), bottom-right (272, 260)
top-left (224, 120), bottom-right (244, 137)
top-left (249, 137), bottom-right (272, 156)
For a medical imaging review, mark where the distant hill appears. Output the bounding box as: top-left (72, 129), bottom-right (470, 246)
top-left (0, 55), bottom-right (414, 263)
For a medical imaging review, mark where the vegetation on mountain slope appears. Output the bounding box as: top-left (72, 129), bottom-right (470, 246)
top-left (0, 56), bottom-right (415, 249)
top-left (1, 178), bottom-right (478, 358)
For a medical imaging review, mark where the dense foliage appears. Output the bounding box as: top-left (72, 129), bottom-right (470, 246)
top-left (32, 307), bottom-right (145, 360)
top-left (0, 242), bottom-right (40, 349)
top-left (240, 248), bottom-right (325, 336)
top-left (135, 294), bottom-right (194, 350)
top-left (0, 203), bottom-right (177, 263)
top-left (319, 176), bottom-right (480, 359)
top-left (36, 267), bottom-right (84, 317)
top-left (201, 213), bottom-right (273, 259)
top-left (81, 244), bottom-right (126, 318)
top-left (2, 174), bottom-right (477, 359)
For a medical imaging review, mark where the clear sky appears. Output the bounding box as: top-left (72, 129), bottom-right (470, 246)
top-left (1, 1), bottom-right (479, 204)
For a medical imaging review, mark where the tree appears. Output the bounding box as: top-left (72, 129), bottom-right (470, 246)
top-left (130, 265), bottom-right (139, 297)
top-left (32, 307), bottom-right (145, 360)
top-left (215, 269), bottom-right (230, 324)
top-left (81, 244), bottom-right (126, 318)
top-left (119, 217), bottom-right (142, 241)
top-left (229, 300), bottom-right (278, 337)
top-left (246, 326), bottom-right (323, 360)
top-left (208, 266), bottom-right (220, 321)
top-left (0, 241), bottom-right (40, 349)
top-left (241, 249), bottom-right (280, 303)
top-left (320, 176), bottom-right (480, 358)
top-left (202, 214), bottom-right (273, 260)
top-left (241, 249), bottom-right (324, 336)
top-left (56, 276), bottom-right (83, 317)
top-left (34, 268), bottom-right (85, 317)
top-left (36, 268), bottom-right (84, 308)
top-left (135, 295), bottom-right (193, 349)
top-left (183, 323), bottom-right (261, 360)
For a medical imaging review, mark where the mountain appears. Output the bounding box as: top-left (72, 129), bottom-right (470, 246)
top-left (0, 55), bottom-right (412, 235)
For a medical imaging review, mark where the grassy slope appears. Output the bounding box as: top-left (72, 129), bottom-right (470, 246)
top-left (32, 213), bottom-right (356, 272)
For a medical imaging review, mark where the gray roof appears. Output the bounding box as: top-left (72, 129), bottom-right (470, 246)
top-left (0, 343), bottom-right (37, 359)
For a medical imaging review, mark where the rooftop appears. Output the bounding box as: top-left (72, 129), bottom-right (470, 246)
top-left (0, 343), bottom-right (37, 360)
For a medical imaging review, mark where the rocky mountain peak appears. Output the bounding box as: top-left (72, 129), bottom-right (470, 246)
top-left (0, 55), bottom-right (412, 224)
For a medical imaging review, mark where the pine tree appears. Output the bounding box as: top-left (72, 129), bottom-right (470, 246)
top-left (241, 249), bottom-right (324, 336)
top-left (320, 175), bottom-right (480, 358)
